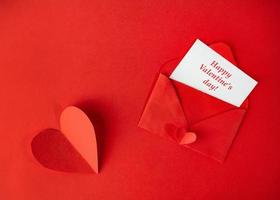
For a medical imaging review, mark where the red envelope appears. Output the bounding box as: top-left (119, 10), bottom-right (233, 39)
top-left (138, 42), bottom-right (248, 162)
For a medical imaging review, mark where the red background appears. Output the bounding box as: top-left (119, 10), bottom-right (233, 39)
top-left (1, 0), bottom-right (280, 199)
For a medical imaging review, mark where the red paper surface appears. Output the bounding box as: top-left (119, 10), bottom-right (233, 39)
top-left (1, 1), bottom-right (280, 200)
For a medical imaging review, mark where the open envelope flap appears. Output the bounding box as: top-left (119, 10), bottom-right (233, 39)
top-left (138, 42), bottom-right (249, 162)
top-left (138, 73), bottom-right (188, 141)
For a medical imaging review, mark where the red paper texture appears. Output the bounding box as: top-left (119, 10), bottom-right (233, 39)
top-left (138, 43), bottom-right (248, 162)
top-left (1, 1), bottom-right (280, 200)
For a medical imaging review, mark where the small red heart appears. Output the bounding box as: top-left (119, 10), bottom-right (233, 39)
top-left (179, 132), bottom-right (197, 145)
top-left (31, 106), bottom-right (98, 173)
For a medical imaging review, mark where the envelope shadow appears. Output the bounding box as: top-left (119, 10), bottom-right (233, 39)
top-left (76, 99), bottom-right (111, 172)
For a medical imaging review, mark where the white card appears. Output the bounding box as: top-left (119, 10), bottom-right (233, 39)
top-left (170, 39), bottom-right (257, 107)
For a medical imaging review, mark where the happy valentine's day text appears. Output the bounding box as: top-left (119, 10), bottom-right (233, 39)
top-left (200, 60), bottom-right (233, 91)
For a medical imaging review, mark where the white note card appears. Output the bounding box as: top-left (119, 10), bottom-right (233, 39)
top-left (170, 39), bottom-right (257, 107)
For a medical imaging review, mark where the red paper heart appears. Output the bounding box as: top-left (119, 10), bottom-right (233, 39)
top-left (31, 106), bottom-right (98, 173)
top-left (179, 132), bottom-right (197, 145)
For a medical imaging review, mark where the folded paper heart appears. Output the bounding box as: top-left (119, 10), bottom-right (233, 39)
top-left (31, 106), bottom-right (98, 173)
